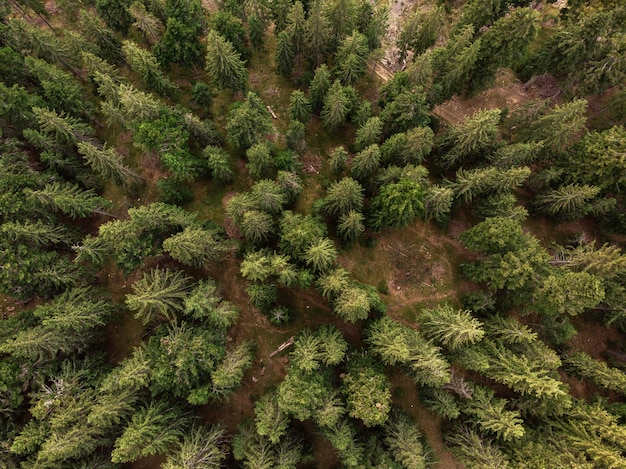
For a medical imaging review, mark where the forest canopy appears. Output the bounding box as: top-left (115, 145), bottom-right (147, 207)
top-left (0, 0), bottom-right (625, 468)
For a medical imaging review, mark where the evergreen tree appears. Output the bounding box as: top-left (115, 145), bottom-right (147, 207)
top-left (350, 143), bottom-right (381, 181)
top-left (203, 145), bottom-right (234, 183)
top-left (337, 210), bottom-right (365, 242)
top-left (285, 1), bottom-right (305, 67)
top-left (111, 402), bottom-right (187, 463)
top-left (122, 40), bottom-right (178, 97)
top-left (163, 226), bottom-right (229, 267)
top-left (334, 30), bottom-right (369, 85)
top-left (26, 182), bottom-right (109, 219)
top-left (369, 178), bottom-right (424, 230)
top-left (398, 6), bottom-right (444, 60)
top-left (227, 92), bottom-right (272, 151)
top-left (128, 2), bottom-right (164, 44)
top-left (437, 108), bottom-right (501, 169)
top-left (384, 411), bottom-right (428, 469)
top-left (155, 0), bottom-right (205, 65)
top-left (76, 141), bottom-right (139, 185)
top-left (418, 303), bottom-right (485, 351)
top-left (248, 13), bottom-right (265, 50)
top-left (210, 342), bottom-right (254, 399)
top-left (255, 392), bottom-right (289, 444)
top-left (304, 0), bottom-right (330, 67)
top-left (321, 177), bottom-right (364, 217)
top-left (342, 359), bottom-right (391, 427)
top-left (309, 64), bottom-right (331, 111)
top-left (275, 30), bottom-right (295, 77)
top-left (355, 117), bottom-right (383, 151)
top-left (535, 184), bottom-right (601, 220)
top-left (205, 30), bottom-right (248, 91)
top-left (321, 80), bottom-right (349, 132)
top-left (162, 424), bottom-right (228, 469)
top-left (333, 285), bottom-right (371, 322)
top-left (525, 99), bottom-right (588, 150)
top-left (288, 90), bottom-right (311, 123)
top-left (424, 185), bottom-right (454, 224)
top-left (125, 268), bottom-right (193, 324)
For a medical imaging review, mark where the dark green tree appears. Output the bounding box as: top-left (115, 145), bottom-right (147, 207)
top-left (369, 178), bottom-right (424, 230)
top-left (226, 92), bottom-right (272, 151)
top-left (205, 30), bottom-right (248, 91)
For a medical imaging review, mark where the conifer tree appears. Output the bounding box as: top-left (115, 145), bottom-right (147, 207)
top-left (126, 268), bottom-right (193, 324)
top-left (275, 30), bottom-right (295, 77)
top-left (321, 80), bottom-right (349, 132)
top-left (205, 30), bottom-right (248, 91)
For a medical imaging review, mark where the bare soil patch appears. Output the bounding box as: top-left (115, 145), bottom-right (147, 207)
top-left (340, 219), bottom-right (471, 322)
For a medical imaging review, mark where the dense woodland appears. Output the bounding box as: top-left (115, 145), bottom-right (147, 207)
top-left (0, 0), bottom-right (625, 467)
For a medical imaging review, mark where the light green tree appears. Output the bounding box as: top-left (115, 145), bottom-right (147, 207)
top-left (125, 268), bottom-right (193, 324)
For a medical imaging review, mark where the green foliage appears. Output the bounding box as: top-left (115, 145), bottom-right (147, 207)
top-left (277, 368), bottom-right (328, 421)
top-left (162, 424), bottom-right (228, 469)
top-left (351, 143), bottom-right (381, 181)
top-left (566, 126), bottom-right (626, 193)
top-left (418, 304), bottom-right (485, 351)
top-left (446, 425), bottom-right (511, 469)
top-left (321, 177), bottom-right (364, 217)
top-left (203, 145), bottom-right (234, 183)
top-left (210, 341), bottom-right (254, 400)
top-left (246, 142), bottom-right (274, 179)
top-left (163, 226), bottom-right (229, 267)
top-left (147, 322), bottom-right (227, 398)
top-left (227, 92), bottom-right (272, 151)
top-left (304, 237), bottom-right (337, 273)
top-left (126, 268), bottom-right (193, 324)
top-left (525, 99), bottom-right (588, 150)
top-left (290, 328), bottom-right (323, 372)
top-left (462, 385), bottom-right (525, 442)
top-left (305, 0), bottom-right (330, 67)
top-left (321, 80), bottom-right (350, 132)
top-left (333, 284), bottom-right (372, 322)
top-left (205, 30), bottom-right (248, 91)
top-left (398, 6), bottom-right (444, 59)
top-left (321, 419), bottom-right (365, 468)
top-left (468, 8), bottom-right (539, 93)
top-left (384, 411), bottom-right (427, 469)
top-left (380, 88), bottom-right (430, 134)
top-left (129, 2), bottom-right (164, 43)
top-left (155, 0), bottom-right (205, 65)
top-left (122, 40), bottom-right (178, 97)
top-left (26, 182), bottom-right (109, 219)
top-left (437, 108), bottom-right (501, 169)
top-left (566, 352), bottom-right (626, 395)
top-left (96, 0), bottom-right (133, 33)
top-left (76, 141), bottom-right (139, 185)
top-left (111, 402), bottom-right (187, 463)
top-left (369, 178), bottom-right (424, 230)
top-left (334, 30), bottom-right (369, 85)
top-left (355, 116), bottom-right (383, 151)
top-left (279, 210), bottom-right (327, 260)
top-left (535, 184), bottom-right (601, 220)
top-left (534, 271), bottom-right (605, 316)
top-left (424, 185), bottom-right (454, 224)
top-left (342, 358), bottom-right (391, 427)
top-left (275, 30), bottom-right (295, 77)
top-left (309, 64), bottom-right (331, 111)
top-left (255, 392), bottom-right (289, 444)
top-left (366, 316), bottom-right (451, 387)
top-left (288, 90), bottom-right (311, 123)
top-left (337, 210), bottom-right (365, 242)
